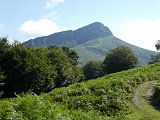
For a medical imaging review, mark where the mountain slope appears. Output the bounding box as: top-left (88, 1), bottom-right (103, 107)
top-left (24, 22), bottom-right (113, 47)
top-left (24, 22), bottom-right (158, 66)
top-left (73, 35), bottom-right (157, 65)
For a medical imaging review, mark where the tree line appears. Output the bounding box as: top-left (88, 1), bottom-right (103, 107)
top-left (0, 38), bottom-right (84, 97)
top-left (0, 37), bottom-right (140, 98)
top-left (83, 46), bottom-right (138, 80)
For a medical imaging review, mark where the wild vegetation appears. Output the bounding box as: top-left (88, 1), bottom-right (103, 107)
top-left (1, 37), bottom-right (160, 119)
top-left (151, 77), bottom-right (160, 111)
top-left (103, 46), bottom-right (138, 74)
top-left (150, 40), bottom-right (160, 106)
top-left (83, 46), bottom-right (138, 80)
top-left (0, 38), bottom-right (84, 97)
top-left (1, 62), bottom-right (160, 119)
top-left (83, 61), bottom-right (104, 80)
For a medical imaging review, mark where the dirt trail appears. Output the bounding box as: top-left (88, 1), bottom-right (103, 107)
top-left (132, 83), bottom-right (143, 109)
top-left (132, 81), bottom-right (157, 109)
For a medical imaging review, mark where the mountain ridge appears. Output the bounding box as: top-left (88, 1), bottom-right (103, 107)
top-left (23, 22), bottom-right (113, 47)
top-left (23, 22), bottom-right (158, 66)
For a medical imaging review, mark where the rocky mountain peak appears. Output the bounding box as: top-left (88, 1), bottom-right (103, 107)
top-left (73, 22), bottom-right (113, 44)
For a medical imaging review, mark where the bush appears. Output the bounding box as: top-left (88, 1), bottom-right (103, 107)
top-left (0, 94), bottom-right (71, 120)
top-left (83, 61), bottom-right (104, 80)
top-left (152, 82), bottom-right (160, 100)
top-left (103, 46), bottom-right (138, 74)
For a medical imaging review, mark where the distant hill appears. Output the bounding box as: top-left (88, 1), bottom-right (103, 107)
top-left (24, 22), bottom-right (158, 66)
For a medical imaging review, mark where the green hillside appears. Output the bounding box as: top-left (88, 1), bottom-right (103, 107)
top-left (73, 35), bottom-right (157, 66)
top-left (1, 63), bottom-right (160, 119)
top-left (23, 22), bottom-right (158, 66)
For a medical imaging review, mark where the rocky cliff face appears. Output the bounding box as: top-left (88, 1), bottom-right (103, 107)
top-left (24, 22), bottom-right (113, 47)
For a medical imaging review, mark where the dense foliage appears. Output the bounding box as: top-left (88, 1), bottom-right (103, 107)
top-left (83, 61), bottom-right (104, 80)
top-left (0, 94), bottom-right (106, 120)
top-left (0, 36), bottom-right (159, 119)
top-left (1, 63), bottom-right (160, 119)
top-left (155, 40), bottom-right (160, 51)
top-left (82, 46), bottom-right (138, 80)
top-left (149, 54), bottom-right (160, 64)
top-left (61, 46), bottom-right (79, 66)
top-left (152, 82), bottom-right (160, 100)
top-left (0, 69), bottom-right (5, 97)
top-left (150, 41), bottom-right (160, 105)
top-left (103, 46), bottom-right (138, 74)
top-left (149, 41), bottom-right (160, 64)
top-left (46, 63), bottom-right (160, 118)
top-left (0, 38), bottom-right (84, 97)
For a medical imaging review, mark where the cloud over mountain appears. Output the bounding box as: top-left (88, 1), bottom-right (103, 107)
top-left (19, 19), bottom-right (60, 38)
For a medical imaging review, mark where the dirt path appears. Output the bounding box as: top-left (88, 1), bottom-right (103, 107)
top-left (132, 83), bottom-right (144, 109)
top-left (132, 81), bottom-right (157, 109)
top-left (125, 81), bottom-right (160, 119)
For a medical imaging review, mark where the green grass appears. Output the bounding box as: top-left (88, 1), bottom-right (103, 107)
top-left (1, 63), bottom-right (160, 119)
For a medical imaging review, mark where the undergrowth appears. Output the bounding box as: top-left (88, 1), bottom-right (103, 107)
top-left (1, 63), bottom-right (160, 119)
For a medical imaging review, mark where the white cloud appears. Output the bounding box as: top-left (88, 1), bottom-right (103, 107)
top-left (115, 18), bottom-right (160, 51)
top-left (19, 19), bottom-right (60, 38)
top-left (45, 0), bottom-right (64, 9)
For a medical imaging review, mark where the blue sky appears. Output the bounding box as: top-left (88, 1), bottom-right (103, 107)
top-left (0, 0), bottom-right (160, 51)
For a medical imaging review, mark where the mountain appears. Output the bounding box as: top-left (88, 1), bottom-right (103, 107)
top-left (24, 22), bottom-right (158, 66)
top-left (24, 22), bottom-right (113, 47)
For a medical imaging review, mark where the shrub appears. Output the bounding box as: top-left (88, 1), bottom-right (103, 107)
top-left (103, 46), bottom-right (138, 74)
top-left (83, 61), bottom-right (104, 80)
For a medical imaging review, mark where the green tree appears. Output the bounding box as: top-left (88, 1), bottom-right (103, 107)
top-left (0, 44), bottom-right (56, 97)
top-left (47, 46), bottom-right (84, 87)
top-left (0, 38), bottom-right (84, 97)
top-left (103, 46), bottom-right (138, 74)
top-left (149, 40), bottom-right (160, 64)
top-left (83, 61), bottom-right (104, 80)
top-left (0, 37), bottom-right (10, 62)
top-left (155, 40), bottom-right (160, 51)
top-left (61, 46), bottom-right (79, 66)
top-left (0, 69), bottom-right (5, 97)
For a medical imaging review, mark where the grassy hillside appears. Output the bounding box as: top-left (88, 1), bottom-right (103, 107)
top-left (73, 35), bottom-right (158, 66)
top-left (1, 63), bottom-right (160, 119)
